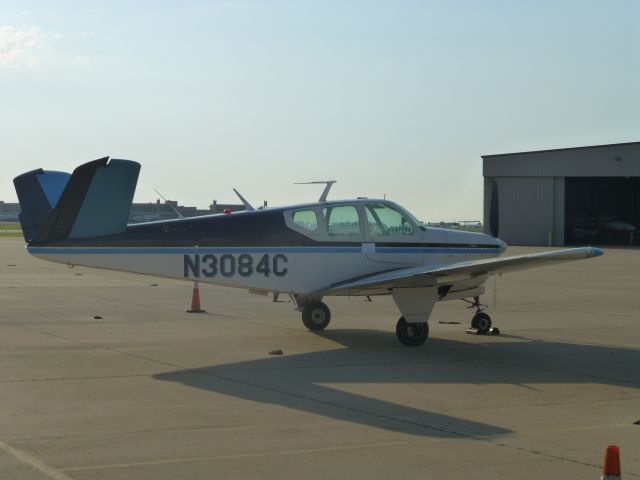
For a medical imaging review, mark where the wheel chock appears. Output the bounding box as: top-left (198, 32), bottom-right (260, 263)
top-left (466, 327), bottom-right (501, 335)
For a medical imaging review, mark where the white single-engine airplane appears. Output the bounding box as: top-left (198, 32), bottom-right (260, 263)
top-left (14, 157), bottom-right (603, 346)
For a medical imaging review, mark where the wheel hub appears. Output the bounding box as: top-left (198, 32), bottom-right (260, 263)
top-left (406, 323), bottom-right (424, 338)
top-left (311, 309), bottom-right (326, 324)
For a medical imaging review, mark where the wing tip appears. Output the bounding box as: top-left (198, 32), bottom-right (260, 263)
top-left (589, 247), bottom-right (605, 258)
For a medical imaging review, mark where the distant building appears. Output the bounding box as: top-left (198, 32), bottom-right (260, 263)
top-left (128, 199), bottom-right (245, 223)
top-left (458, 220), bottom-right (482, 228)
top-left (0, 201), bottom-right (20, 221)
top-left (1, 199), bottom-right (246, 225)
top-left (483, 141), bottom-right (640, 246)
top-left (208, 200), bottom-right (247, 215)
top-left (427, 221), bottom-right (483, 230)
top-left (427, 221), bottom-right (460, 229)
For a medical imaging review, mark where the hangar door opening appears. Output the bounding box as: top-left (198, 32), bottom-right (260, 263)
top-left (565, 177), bottom-right (640, 245)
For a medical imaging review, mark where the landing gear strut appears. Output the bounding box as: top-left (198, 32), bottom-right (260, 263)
top-left (396, 317), bottom-right (429, 346)
top-left (464, 296), bottom-right (493, 335)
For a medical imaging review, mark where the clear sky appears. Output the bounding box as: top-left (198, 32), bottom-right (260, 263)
top-left (1, 0), bottom-right (639, 222)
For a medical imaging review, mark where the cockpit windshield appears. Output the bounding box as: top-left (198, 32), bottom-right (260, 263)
top-left (365, 202), bottom-right (420, 236)
top-left (382, 202), bottom-right (426, 232)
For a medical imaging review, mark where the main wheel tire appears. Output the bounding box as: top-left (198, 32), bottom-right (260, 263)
top-left (471, 312), bottom-right (492, 334)
top-left (396, 316), bottom-right (429, 346)
top-left (302, 301), bottom-right (331, 331)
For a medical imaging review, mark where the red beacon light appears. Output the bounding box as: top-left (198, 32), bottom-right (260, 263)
top-left (223, 209), bottom-right (231, 215)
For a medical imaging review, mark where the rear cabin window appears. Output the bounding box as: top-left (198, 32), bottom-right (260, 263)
top-left (292, 210), bottom-right (318, 231)
top-left (323, 205), bottom-right (361, 237)
top-left (365, 203), bottom-right (414, 236)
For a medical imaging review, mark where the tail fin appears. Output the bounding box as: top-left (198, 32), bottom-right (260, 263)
top-left (13, 169), bottom-right (71, 242)
top-left (14, 157), bottom-right (141, 244)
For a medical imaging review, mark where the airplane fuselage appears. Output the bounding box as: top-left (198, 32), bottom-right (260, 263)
top-left (27, 199), bottom-right (506, 296)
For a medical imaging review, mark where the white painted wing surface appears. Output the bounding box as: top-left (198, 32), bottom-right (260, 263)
top-left (318, 247), bottom-right (604, 295)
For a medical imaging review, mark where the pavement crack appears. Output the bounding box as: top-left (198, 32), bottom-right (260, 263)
top-left (0, 373), bottom-right (150, 384)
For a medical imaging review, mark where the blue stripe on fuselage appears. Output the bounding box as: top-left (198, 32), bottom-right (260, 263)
top-left (27, 246), bottom-right (501, 255)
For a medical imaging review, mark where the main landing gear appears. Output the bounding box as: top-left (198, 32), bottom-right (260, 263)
top-left (464, 296), bottom-right (495, 335)
top-left (297, 299), bottom-right (430, 346)
top-left (396, 317), bottom-right (429, 346)
top-left (302, 301), bottom-right (331, 331)
top-left (297, 298), bottom-right (332, 331)
top-left (291, 294), bottom-right (496, 345)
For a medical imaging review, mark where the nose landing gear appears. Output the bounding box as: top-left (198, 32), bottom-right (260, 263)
top-left (471, 311), bottom-right (492, 335)
top-left (464, 296), bottom-right (498, 335)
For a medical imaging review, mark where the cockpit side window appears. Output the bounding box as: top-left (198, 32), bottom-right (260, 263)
top-left (323, 205), bottom-right (361, 237)
top-left (292, 210), bottom-right (318, 232)
top-left (365, 203), bottom-right (414, 236)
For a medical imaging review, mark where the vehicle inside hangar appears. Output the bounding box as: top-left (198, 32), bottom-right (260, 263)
top-left (565, 177), bottom-right (639, 245)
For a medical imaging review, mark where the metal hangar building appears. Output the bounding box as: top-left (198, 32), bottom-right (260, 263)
top-left (482, 141), bottom-right (640, 246)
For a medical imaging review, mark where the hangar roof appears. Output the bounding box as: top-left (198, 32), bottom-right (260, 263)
top-left (483, 141), bottom-right (640, 177)
top-left (482, 141), bottom-right (640, 158)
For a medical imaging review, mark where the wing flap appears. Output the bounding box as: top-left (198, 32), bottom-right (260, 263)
top-left (319, 247), bottom-right (604, 295)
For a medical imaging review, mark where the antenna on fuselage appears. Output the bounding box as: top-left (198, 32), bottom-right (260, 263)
top-left (294, 180), bottom-right (337, 202)
top-left (232, 188), bottom-right (255, 211)
top-left (154, 188), bottom-right (184, 218)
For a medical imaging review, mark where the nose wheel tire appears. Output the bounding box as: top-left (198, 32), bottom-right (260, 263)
top-left (302, 301), bottom-right (331, 331)
top-left (396, 316), bottom-right (429, 346)
top-left (471, 312), bottom-right (492, 335)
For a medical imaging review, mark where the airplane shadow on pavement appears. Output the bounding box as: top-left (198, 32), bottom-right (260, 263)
top-left (153, 329), bottom-right (639, 438)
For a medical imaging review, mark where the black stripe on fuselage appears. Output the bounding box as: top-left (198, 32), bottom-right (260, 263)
top-left (29, 206), bottom-right (502, 250)
top-left (368, 242), bottom-right (500, 249)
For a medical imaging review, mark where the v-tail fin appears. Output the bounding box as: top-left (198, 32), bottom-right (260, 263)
top-left (13, 169), bottom-right (71, 242)
top-left (14, 157), bottom-right (141, 244)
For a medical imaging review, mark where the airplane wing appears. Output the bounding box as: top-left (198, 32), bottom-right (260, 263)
top-left (318, 247), bottom-right (604, 295)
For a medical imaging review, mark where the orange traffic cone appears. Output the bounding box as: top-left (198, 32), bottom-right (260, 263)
top-left (186, 280), bottom-right (206, 313)
top-left (601, 445), bottom-right (621, 480)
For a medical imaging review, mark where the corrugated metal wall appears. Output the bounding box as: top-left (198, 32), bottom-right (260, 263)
top-left (484, 177), bottom-right (557, 246)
